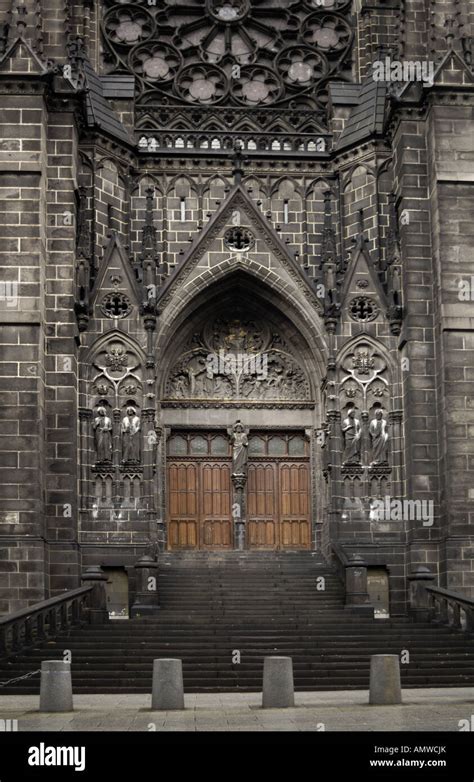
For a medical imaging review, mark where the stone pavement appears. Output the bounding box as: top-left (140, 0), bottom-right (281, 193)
top-left (0, 688), bottom-right (472, 732)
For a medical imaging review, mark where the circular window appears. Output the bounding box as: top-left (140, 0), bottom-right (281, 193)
top-left (349, 297), bottom-right (379, 322)
top-left (101, 293), bottom-right (132, 319)
top-left (224, 226), bottom-right (255, 252)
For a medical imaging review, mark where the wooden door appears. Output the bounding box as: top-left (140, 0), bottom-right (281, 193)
top-left (247, 433), bottom-right (311, 550)
top-left (167, 432), bottom-right (232, 550)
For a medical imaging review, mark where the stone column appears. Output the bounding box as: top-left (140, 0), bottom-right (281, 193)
top-left (131, 555), bottom-right (160, 617)
top-left (408, 566), bottom-right (436, 621)
top-left (232, 473), bottom-right (247, 550)
top-left (81, 566), bottom-right (109, 624)
top-left (345, 554), bottom-right (373, 615)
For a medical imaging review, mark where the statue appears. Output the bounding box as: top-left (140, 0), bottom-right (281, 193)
top-left (93, 406), bottom-right (113, 463)
top-left (121, 406), bottom-right (141, 463)
top-left (369, 409), bottom-right (389, 465)
top-left (230, 420), bottom-right (248, 476)
top-left (341, 407), bottom-right (362, 463)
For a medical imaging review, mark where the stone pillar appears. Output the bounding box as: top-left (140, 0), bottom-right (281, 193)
top-left (345, 554), bottom-right (374, 616)
top-left (232, 474), bottom-right (246, 550)
top-left (151, 659), bottom-right (185, 710)
top-left (131, 555), bottom-right (159, 617)
top-left (369, 655), bottom-right (402, 705)
top-left (262, 656), bottom-right (295, 708)
top-left (39, 661), bottom-right (73, 712)
top-left (81, 566), bottom-right (109, 624)
top-left (408, 566), bottom-right (436, 621)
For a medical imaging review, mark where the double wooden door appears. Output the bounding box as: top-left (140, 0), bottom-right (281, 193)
top-left (167, 431), bottom-right (311, 551)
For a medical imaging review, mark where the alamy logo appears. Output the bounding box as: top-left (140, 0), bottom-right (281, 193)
top-left (28, 743), bottom-right (86, 772)
top-left (372, 57), bottom-right (434, 86)
top-left (206, 350), bottom-right (268, 380)
top-left (370, 497), bottom-right (434, 526)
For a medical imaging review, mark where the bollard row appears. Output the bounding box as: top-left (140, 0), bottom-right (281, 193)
top-left (36, 653), bottom-right (402, 712)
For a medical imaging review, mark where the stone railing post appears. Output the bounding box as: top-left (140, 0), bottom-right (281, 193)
top-left (344, 554), bottom-right (373, 616)
top-left (407, 566), bottom-right (436, 622)
top-left (131, 555), bottom-right (160, 617)
top-left (81, 566), bottom-right (109, 625)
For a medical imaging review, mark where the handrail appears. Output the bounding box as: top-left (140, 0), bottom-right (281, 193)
top-left (425, 585), bottom-right (474, 633)
top-left (0, 585), bottom-right (96, 659)
top-left (0, 586), bottom-right (93, 627)
top-left (425, 585), bottom-right (474, 609)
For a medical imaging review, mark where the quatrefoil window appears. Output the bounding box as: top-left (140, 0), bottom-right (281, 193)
top-left (101, 293), bottom-right (132, 319)
top-left (224, 227), bottom-right (255, 252)
top-left (349, 297), bottom-right (379, 322)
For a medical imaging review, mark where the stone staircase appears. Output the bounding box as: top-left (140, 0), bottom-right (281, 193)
top-left (1, 551), bottom-right (473, 693)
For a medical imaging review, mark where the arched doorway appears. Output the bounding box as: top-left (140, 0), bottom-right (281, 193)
top-left (157, 277), bottom-right (323, 551)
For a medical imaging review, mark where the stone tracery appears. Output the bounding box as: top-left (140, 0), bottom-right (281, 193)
top-left (101, 0), bottom-right (354, 115)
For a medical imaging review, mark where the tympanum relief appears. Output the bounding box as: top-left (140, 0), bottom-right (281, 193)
top-left (165, 315), bottom-right (310, 404)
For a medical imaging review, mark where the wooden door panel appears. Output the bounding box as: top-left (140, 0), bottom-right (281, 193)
top-left (248, 520), bottom-right (277, 549)
top-left (281, 520), bottom-right (310, 548)
top-left (168, 462), bottom-right (199, 549)
top-left (247, 463), bottom-right (278, 549)
top-left (168, 459), bottom-right (232, 550)
top-left (279, 463), bottom-right (310, 549)
top-left (201, 463), bottom-right (232, 548)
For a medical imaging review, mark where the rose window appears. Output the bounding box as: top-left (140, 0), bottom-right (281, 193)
top-left (224, 227), bottom-right (255, 251)
top-left (232, 67), bottom-right (281, 106)
top-left (209, 0), bottom-right (250, 23)
top-left (277, 46), bottom-right (327, 86)
top-left (131, 43), bottom-right (182, 83)
top-left (102, 0), bottom-right (354, 110)
top-left (349, 297), bottom-right (379, 323)
top-left (177, 65), bottom-right (227, 104)
top-left (101, 293), bottom-right (132, 319)
top-left (103, 6), bottom-right (154, 47)
top-left (303, 14), bottom-right (352, 53)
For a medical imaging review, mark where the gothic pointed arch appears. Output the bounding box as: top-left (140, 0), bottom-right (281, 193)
top-left (157, 270), bottom-right (326, 408)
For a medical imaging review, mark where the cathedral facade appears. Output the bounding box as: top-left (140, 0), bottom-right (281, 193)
top-left (0, 0), bottom-right (473, 618)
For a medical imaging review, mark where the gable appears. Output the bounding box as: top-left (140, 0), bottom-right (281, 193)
top-left (158, 186), bottom-right (323, 317)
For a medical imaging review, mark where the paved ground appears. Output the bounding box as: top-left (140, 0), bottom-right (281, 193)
top-left (0, 688), bottom-right (472, 731)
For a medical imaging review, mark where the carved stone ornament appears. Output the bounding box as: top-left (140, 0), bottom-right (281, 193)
top-left (348, 296), bottom-right (379, 323)
top-left (121, 405), bottom-right (141, 463)
top-left (339, 342), bottom-right (391, 417)
top-left (101, 292), bottom-right (132, 319)
top-left (164, 314), bottom-right (310, 403)
top-left (101, 0), bottom-right (354, 115)
top-left (93, 406), bottom-right (113, 463)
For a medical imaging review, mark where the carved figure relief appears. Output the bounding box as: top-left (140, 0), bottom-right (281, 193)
top-left (165, 314), bottom-right (310, 402)
top-left (341, 407), bottom-right (362, 464)
top-left (93, 406), bottom-right (113, 463)
top-left (229, 419), bottom-right (248, 476)
top-left (121, 406), bottom-right (141, 463)
top-left (369, 409), bottom-right (389, 465)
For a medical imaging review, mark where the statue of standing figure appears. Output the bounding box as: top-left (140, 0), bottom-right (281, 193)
top-left (230, 420), bottom-right (248, 476)
top-left (121, 406), bottom-right (141, 463)
top-left (369, 409), bottom-right (390, 465)
top-left (341, 407), bottom-right (362, 463)
top-left (93, 406), bottom-right (113, 463)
